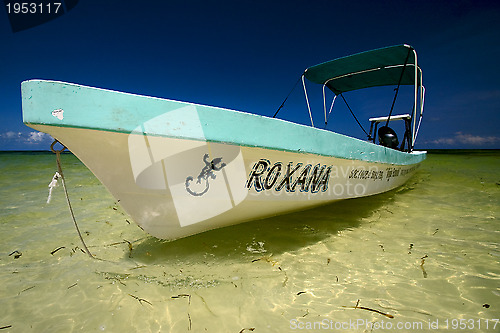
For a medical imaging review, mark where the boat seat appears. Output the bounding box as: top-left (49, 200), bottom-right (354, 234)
top-left (369, 114), bottom-right (411, 123)
top-left (367, 114), bottom-right (412, 151)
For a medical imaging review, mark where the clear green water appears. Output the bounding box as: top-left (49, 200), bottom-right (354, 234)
top-left (0, 151), bottom-right (498, 332)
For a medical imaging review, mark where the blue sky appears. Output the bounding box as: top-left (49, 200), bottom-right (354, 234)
top-left (1, 0), bottom-right (499, 150)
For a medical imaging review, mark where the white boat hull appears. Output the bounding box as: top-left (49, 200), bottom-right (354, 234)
top-left (32, 124), bottom-right (423, 240)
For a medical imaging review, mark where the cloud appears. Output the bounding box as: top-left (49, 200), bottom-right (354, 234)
top-left (28, 131), bottom-right (50, 142)
top-left (428, 132), bottom-right (500, 146)
top-left (455, 132), bottom-right (499, 145)
top-left (0, 130), bottom-right (53, 146)
top-left (3, 131), bottom-right (22, 139)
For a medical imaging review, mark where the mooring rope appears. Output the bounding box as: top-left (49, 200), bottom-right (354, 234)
top-left (47, 171), bottom-right (60, 204)
top-left (50, 140), bottom-right (94, 259)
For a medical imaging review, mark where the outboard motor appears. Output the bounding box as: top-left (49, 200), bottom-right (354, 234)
top-left (378, 126), bottom-right (399, 149)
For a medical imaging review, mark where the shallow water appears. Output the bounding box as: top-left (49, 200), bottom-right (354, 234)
top-left (0, 150), bottom-right (498, 332)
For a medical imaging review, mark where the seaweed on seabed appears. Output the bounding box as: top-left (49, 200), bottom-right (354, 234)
top-left (50, 246), bottom-right (66, 255)
top-left (18, 285), bottom-right (35, 295)
top-left (97, 271), bottom-right (130, 286)
top-left (420, 255), bottom-right (428, 278)
top-left (251, 254), bottom-right (289, 287)
top-left (342, 299), bottom-right (394, 319)
top-left (171, 294), bottom-right (192, 330)
top-left (129, 293), bottom-right (152, 306)
top-left (101, 238), bottom-right (136, 258)
top-left (9, 250), bottom-right (22, 259)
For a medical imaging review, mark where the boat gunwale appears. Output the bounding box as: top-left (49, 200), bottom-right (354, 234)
top-left (28, 122), bottom-right (426, 167)
top-left (22, 79), bottom-right (426, 166)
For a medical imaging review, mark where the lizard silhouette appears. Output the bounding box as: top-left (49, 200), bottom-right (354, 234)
top-left (185, 154), bottom-right (226, 196)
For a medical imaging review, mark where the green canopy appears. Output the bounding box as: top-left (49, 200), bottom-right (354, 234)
top-left (304, 44), bottom-right (420, 95)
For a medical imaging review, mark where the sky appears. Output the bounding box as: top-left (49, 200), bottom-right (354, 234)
top-left (1, 0), bottom-right (499, 150)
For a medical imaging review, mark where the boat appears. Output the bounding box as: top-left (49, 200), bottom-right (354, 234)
top-left (22, 44), bottom-right (426, 240)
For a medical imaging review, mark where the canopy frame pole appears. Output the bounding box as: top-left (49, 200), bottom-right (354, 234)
top-left (322, 84), bottom-right (327, 127)
top-left (411, 49), bottom-right (419, 148)
top-left (386, 47), bottom-right (412, 127)
top-left (325, 95), bottom-right (337, 128)
top-left (322, 85), bottom-right (337, 129)
top-left (413, 84), bottom-right (425, 148)
top-left (302, 75), bottom-right (314, 127)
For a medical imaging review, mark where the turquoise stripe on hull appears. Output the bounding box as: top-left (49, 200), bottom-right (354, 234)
top-left (22, 80), bottom-right (425, 166)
